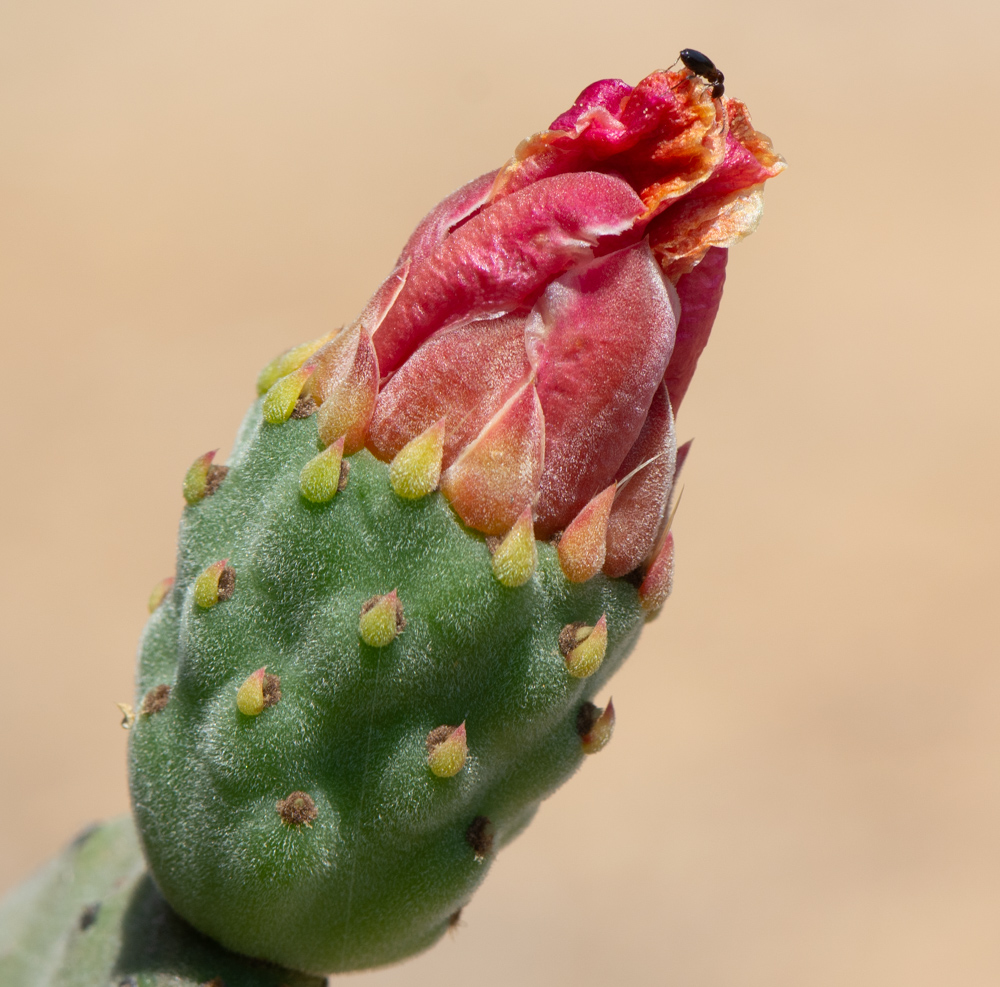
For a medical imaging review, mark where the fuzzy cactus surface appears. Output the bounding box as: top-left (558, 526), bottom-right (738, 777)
top-left (125, 60), bottom-right (783, 974)
top-left (0, 816), bottom-right (323, 987)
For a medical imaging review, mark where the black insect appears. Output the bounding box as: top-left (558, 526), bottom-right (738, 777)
top-left (679, 48), bottom-right (725, 99)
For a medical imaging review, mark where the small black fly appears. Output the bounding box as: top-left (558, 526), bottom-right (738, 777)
top-left (679, 49), bottom-right (725, 99)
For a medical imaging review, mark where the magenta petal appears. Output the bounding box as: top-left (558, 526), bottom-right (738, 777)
top-left (548, 78), bottom-right (634, 139)
top-left (530, 241), bottom-right (678, 537)
top-left (664, 246), bottom-right (727, 411)
top-left (372, 172), bottom-right (646, 375)
top-left (395, 170), bottom-right (499, 267)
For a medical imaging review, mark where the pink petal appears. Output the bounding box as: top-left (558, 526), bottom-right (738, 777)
top-left (372, 171), bottom-right (647, 375)
top-left (367, 313), bottom-right (530, 469)
top-left (663, 246), bottom-right (727, 412)
top-left (529, 241), bottom-right (678, 538)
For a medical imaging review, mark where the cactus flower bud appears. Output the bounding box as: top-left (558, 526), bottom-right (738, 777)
top-left (361, 65), bottom-right (783, 572)
top-left (127, 63), bottom-right (783, 975)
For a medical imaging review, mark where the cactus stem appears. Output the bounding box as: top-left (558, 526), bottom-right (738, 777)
top-left (576, 698), bottom-right (615, 754)
top-left (490, 507), bottom-right (537, 587)
top-left (465, 815), bottom-right (494, 859)
top-left (359, 590), bottom-right (405, 647)
top-left (237, 667), bottom-right (282, 716)
top-left (276, 791), bottom-right (318, 827)
top-left (262, 365), bottom-right (315, 425)
top-left (183, 450), bottom-right (228, 505)
top-left (557, 483), bottom-right (615, 583)
top-left (390, 418), bottom-right (445, 500)
top-left (559, 614), bottom-right (608, 678)
top-left (299, 436), bottom-right (346, 504)
top-left (147, 576), bottom-right (174, 613)
top-left (193, 560), bottom-right (235, 609)
top-left (139, 685), bottom-right (171, 716)
top-left (427, 722), bottom-right (468, 778)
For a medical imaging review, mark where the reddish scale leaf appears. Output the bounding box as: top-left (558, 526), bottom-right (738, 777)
top-left (662, 247), bottom-right (728, 413)
top-left (316, 331), bottom-right (380, 453)
top-left (372, 171), bottom-right (647, 375)
top-left (530, 241), bottom-right (677, 538)
top-left (639, 529), bottom-right (675, 615)
top-left (674, 438), bottom-right (693, 487)
top-left (558, 483), bottom-right (616, 583)
top-left (603, 383), bottom-right (675, 578)
top-left (396, 170), bottom-right (499, 267)
top-left (439, 380), bottom-right (544, 535)
top-left (368, 313), bottom-right (530, 469)
top-left (309, 266), bottom-right (404, 405)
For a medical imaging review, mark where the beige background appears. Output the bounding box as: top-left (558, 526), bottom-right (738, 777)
top-left (2, 2), bottom-right (998, 984)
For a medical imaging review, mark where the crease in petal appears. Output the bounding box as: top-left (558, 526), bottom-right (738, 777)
top-left (529, 241), bottom-right (678, 538)
top-left (439, 380), bottom-right (545, 535)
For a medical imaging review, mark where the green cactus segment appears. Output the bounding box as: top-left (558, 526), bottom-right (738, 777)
top-left (0, 816), bottom-right (323, 987)
top-left (128, 397), bottom-right (645, 974)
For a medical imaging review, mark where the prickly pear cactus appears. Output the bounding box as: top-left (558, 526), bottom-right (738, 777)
top-left (130, 402), bottom-right (636, 973)
top-left (0, 816), bottom-right (323, 987)
top-left (128, 63), bottom-right (783, 974)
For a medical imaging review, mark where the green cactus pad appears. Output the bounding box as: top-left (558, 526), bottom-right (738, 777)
top-left (0, 816), bottom-right (324, 987)
top-left (128, 397), bottom-right (646, 973)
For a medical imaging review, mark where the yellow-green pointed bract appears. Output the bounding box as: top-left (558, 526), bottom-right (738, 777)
top-left (299, 436), bottom-right (345, 503)
top-left (257, 334), bottom-right (331, 396)
top-left (147, 576), bottom-right (174, 613)
top-left (237, 667), bottom-right (267, 716)
top-left (578, 698), bottom-right (615, 754)
top-left (262, 365), bottom-right (314, 425)
top-left (390, 418), bottom-right (445, 499)
top-left (562, 614), bottom-right (608, 679)
top-left (490, 507), bottom-right (537, 587)
top-left (193, 559), bottom-right (233, 609)
top-left (359, 590), bottom-right (404, 647)
top-left (427, 722), bottom-right (468, 778)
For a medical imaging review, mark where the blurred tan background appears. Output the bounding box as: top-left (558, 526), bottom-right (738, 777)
top-left (2, 1), bottom-right (998, 984)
